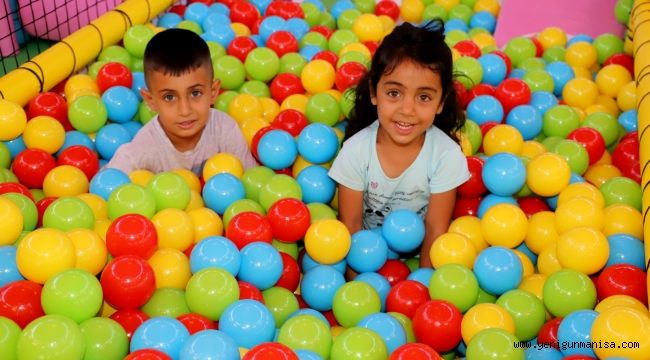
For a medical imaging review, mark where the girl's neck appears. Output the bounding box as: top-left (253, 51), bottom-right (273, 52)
top-left (375, 127), bottom-right (426, 179)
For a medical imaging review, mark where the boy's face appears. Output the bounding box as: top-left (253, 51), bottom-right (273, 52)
top-left (141, 65), bottom-right (219, 151)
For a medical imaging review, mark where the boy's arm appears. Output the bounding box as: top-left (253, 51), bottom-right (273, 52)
top-left (420, 188), bottom-right (457, 268)
top-left (337, 184), bottom-right (364, 234)
top-left (104, 146), bottom-right (137, 175)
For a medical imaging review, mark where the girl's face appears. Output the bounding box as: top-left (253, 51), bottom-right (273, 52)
top-left (371, 60), bottom-right (444, 147)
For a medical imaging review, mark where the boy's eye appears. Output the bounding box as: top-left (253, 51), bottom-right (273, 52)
top-left (191, 90), bottom-right (202, 97)
top-left (163, 94), bottom-right (175, 102)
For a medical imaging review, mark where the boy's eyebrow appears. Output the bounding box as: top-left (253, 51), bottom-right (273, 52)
top-left (382, 80), bottom-right (439, 92)
top-left (157, 83), bottom-right (205, 92)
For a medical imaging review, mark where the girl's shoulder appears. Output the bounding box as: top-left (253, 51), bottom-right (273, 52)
top-left (341, 121), bottom-right (378, 151)
top-left (426, 125), bottom-right (462, 152)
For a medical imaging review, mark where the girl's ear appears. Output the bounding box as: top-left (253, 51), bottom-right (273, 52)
top-left (140, 88), bottom-right (158, 112)
top-left (370, 82), bottom-right (377, 106)
top-left (436, 94), bottom-right (447, 114)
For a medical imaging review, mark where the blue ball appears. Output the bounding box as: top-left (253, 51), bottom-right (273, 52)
top-left (157, 13), bottom-right (182, 29)
top-left (102, 86), bottom-right (139, 124)
top-left (444, 18), bottom-right (469, 33)
top-left (346, 229), bottom-right (388, 273)
top-left (545, 62), bottom-right (575, 96)
top-left (330, 0), bottom-right (355, 20)
top-left (407, 268), bottom-right (434, 287)
top-left (482, 152), bottom-right (526, 196)
top-left (259, 16), bottom-right (287, 42)
top-left (478, 53), bottom-right (507, 87)
top-left (209, 3), bottom-right (230, 16)
top-left (557, 310), bottom-right (598, 357)
top-left (546, 173), bottom-right (584, 210)
top-left (302, 252), bottom-right (346, 273)
top-left (296, 165), bottom-right (336, 204)
top-left (466, 95), bottom-right (504, 125)
top-left (286, 18), bottom-right (310, 42)
top-left (474, 247), bottom-right (523, 295)
top-left (179, 330), bottom-right (239, 360)
top-left (300, 45), bottom-right (322, 61)
top-left (0, 246), bottom-right (24, 287)
top-left (3, 135), bottom-right (25, 160)
top-left (202, 173), bottom-right (245, 215)
top-left (357, 312), bottom-right (407, 353)
top-left (202, 12), bottom-right (231, 31)
top-left (355, 272), bottom-right (390, 312)
top-left (606, 234), bottom-right (645, 268)
top-left (469, 11), bottom-right (496, 33)
top-left (95, 123), bottom-right (132, 160)
top-left (190, 236), bottom-right (241, 276)
top-left (89, 168), bottom-right (131, 200)
top-left (184, 2), bottom-right (210, 24)
top-left (300, 265), bottom-right (345, 311)
top-left (618, 109), bottom-right (637, 132)
top-left (506, 105), bottom-right (542, 140)
top-left (529, 91), bottom-right (558, 115)
top-left (249, 35), bottom-right (264, 47)
top-left (304, 0), bottom-right (325, 12)
top-left (121, 121), bottom-right (143, 138)
top-left (509, 68), bottom-right (526, 79)
top-left (297, 123), bottom-right (339, 164)
top-left (257, 129), bottom-right (297, 170)
top-left (58, 131), bottom-right (95, 155)
top-left (130, 317), bottom-right (190, 359)
top-left (477, 194), bottom-right (517, 218)
top-left (131, 72), bottom-right (146, 101)
top-left (381, 209), bottom-right (425, 253)
top-left (202, 23), bottom-right (235, 48)
top-left (525, 346), bottom-right (563, 360)
top-left (287, 308), bottom-right (330, 326)
top-left (250, 0), bottom-right (272, 14)
top-left (515, 242), bottom-right (538, 266)
top-left (219, 299), bottom-right (275, 349)
top-left (238, 242), bottom-right (282, 290)
top-left (566, 34), bottom-right (593, 46)
top-left (296, 349), bottom-right (324, 360)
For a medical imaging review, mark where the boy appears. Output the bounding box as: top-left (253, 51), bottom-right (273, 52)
top-left (106, 28), bottom-right (257, 174)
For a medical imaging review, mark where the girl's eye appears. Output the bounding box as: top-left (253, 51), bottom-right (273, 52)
top-left (386, 90), bottom-right (400, 97)
top-left (418, 94), bottom-right (431, 102)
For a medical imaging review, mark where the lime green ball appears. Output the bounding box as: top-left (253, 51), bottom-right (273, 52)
top-left (17, 315), bottom-right (85, 360)
top-left (454, 56), bottom-right (483, 90)
top-left (41, 269), bottom-right (103, 323)
top-left (138, 101), bottom-right (157, 125)
top-left (277, 314), bottom-right (332, 358)
top-left (0, 317), bottom-right (20, 360)
top-left (466, 328), bottom-right (524, 359)
top-left (185, 268), bottom-right (239, 321)
top-left (123, 25), bottom-right (155, 58)
top-left (300, 31), bottom-right (329, 50)
top-left (353, 0), bottom-right (375, 13)
top-left (68, 96), bottom-right (108, 134)
top-left (79, 317), bottom-right (129, 360)
top-left (245, 47), bottom-right (281, 82)
top-left (593, 33), bottom-right (624, 64)
top-left (98, 45), bottom-right (132, 68)
top-left (422, 4), bottom-right (448, 21)
top-left (306, 93), bottom-right (341, 126)
top-left (330, 327), bottom-right (388, 360)
top-left (522, 69), bottom-right (555, 93)
top-left (600, 176), bottom-right (642, 211)
top-left (581, 111), bottom-right (619, 146)
top-left (88, 60), bottom-right (108, 79)
top-left (263, 286), bottom-right (299, 327)
top-left (504, 37), bottom-right (537, 68)
top-left (307, 202), bottom-right (337, 222)
top-left (449, 4), bottom-right (474, 24)
top-left (176, 20), bottom-right (203, 34)
top-left (214, 55), bottom-right (246, 90)
top-left (332, 281), bottom-right (381, 328)
top-left (329, 29), bottom-right (359, 55)
top-left (302, 2), bottom-right (323, 27)
top-left (319, 12), bottom-right (337, 29)
top-left (258, 174), bottom-right (302, 212)
top-left (43, 197), bottom-right (95, 231)
top-left (272, 239), bottom-right (299, 259)
top-left (495, 289), bottom-right (546, 341)
top-left (239, 80), bottom-right (271, 98)
top-left (615, 0), bottom-right (633, 24)
top-left (543, 269), bottom-right (597, 317)
top-left (475, 287), bottom-right (497, 304)
top-left (445, 29), bottom-right (470, 48)
top-left (462, 119), bottom-right (482, 154)
top-left (336, 51), bottom-right (370, 69)
top-left (207, 41), bottom-right (226, 62)
top-left (542, 105), bottom-right (580, 138)
top-left (107, 183), bottom-right (156, 220)
top-left (2, 193), bottom-right (37, 231)
top-left (242, 166), bottom-right (276, 203)
top-left (142, 288), bottom-right (190, 318)
top-left (147, 172), bottom-right (191, 211)
top-left (215, 90), bottom-right (240, 113)
top-left (429, 263), bottom-right (479, 312)
top-left (518, 57), bottom-right (546, 71)
top-left (280, 53), bottom-right (308, 76)
top-left (552, 139), bottom-right (589, 175)
top-left (222, 198), bottom-right (265, 228)
top-left (543, 46), bottom-right (566, 63)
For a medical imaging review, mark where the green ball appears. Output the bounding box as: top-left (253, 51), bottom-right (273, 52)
top-left (429, 263), bottom-right (479, 312)
top-left (79, 317), bottom-right (129, 360)
top-left (263, 286), bottom-right (299, 327)
top-left (88, 60), bottom-right (108, 79)
top-left (130, 58), bottom-right (144, 73)
top-left (600, 176), bottom-right (642, 211)
top-left (475, 287), bottom-right (497, 304)
top-left (330, 327), bottom-right (387, 360)
top-left (319, 12), bottom-right (337, 29)
top-left (552, 139), bottom-right (589, 175)
top-left (340, 88), bottom-right (356, 119)
top-left (107, 183), bottom-right (156, 220)
top-left (404, 257), bottom-right (419, 272)
top-left (515, 156), bottom-right (532, 198)
top-left (328, 30), bottom-right (359, 55)
top-left (307, 203), bottom-right (337, 222)
top-left (214, 55), bottom-right (246, 90)
top-left (462, 119), bottom-right (482, 154)
top-left (41, 269), bottom-right (103, 323)
top-left (300, 32), bottom-right (329, 50)
top-left (542, 105), bottom-right (580, 138)
top-left (441, 350), bottom-right (457, 360)
top-left (449, 4), bottom-right (473, 24)
top-left (504, 36), bottom-right (537, 68)
top-left (0, 168), bottom-right (18, 183)
top-left (68, 96), bottom-right (108, 134)
top-left (222, 198), bottom-right (265, 228)
top-left (518, 57), bottom-right (546, 72)
top-left (454, 56), bottom-right (483, 90)
top-left (387, 312), bottom-right (415, 343)
top-left (242, 166), bottom-right (276, 203)
top-left (43, 197), bottom-right (95, 231)
top-left (422, 4), bottom-right (448, 21)
top-left (481, 45), bottom-right (499, 55)
top-left (306, 93), bottom-right (341, 126)
top-left (277, 314), bottom-right (332, 358)
top-left (444, 29), bottom-right (470, 48)
top-left (123, 25), bottom-right (155, 58)
top-left (593, 33), bottom-right (624, 64)
top-left (615, 0), bottom-right (633, 24)
top-left (258, 174), bottom-right (303, 212)
top-left (543, 46), bottom-right (566, 63)
top-left (206, 41), bottom-right (226, 62)
top-left (0, 317), bottom-right (20, 360)
top-left (245, 47), bottom-right (280, 82)
top-left (336, 51), bottom-right (369, 69)
top-left (466, 328), bottom-right (524, 359)
top-left (353, 0), bottom-right (375, 13)
top-left (0, 141), bottom-right (10, 169)
top-left (30, 189), bottom-right (45, 203)
top-left (543, 269), bottom-right (597, 317)
top-left (332, 281), bottom-right (381, 328)
top-left (98, 45), bottom-right (132, 68)
top-left (2, 193), bottom-right (37, 231)
top-left (272, 239), bottom-right (299, 259)
top-left (280, 53), bottom-right (308, 76)
top-left (540, 136), bottom-right (563, 152)
top-left (460, 0), bottom-right (478, 7)
top-left (215, 90), bottom-right (240, 113)
top-left (142, 288), bottom-right (190, 318)
top-left (337, 9), bottom-right (361, 30)
top-left (146, 172), bottom-right (191, 211)
top-left (185, 268), bottom-right (239, 321)
top-left (495, 289), bottom-right (546, 341)
top-left (581, 112), bottom-right (619, 147)
top-left (239, 80), bottom-right (271, 98)
top-left (301, 2), bottom-right (323, 27)
top-left (176, 20), bottom-right (203, 35)
top-left (17, 315), bottom-right (85, 360)
top-left (138, 101), bottom-right (157, 125)
top-left (522, 69), bottom-right (555, 93)
top-left (468, 27), bottom-right (488, 37)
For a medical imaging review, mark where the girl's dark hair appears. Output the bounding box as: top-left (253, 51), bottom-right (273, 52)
top-left (344, 19), bottom-right (465, 143)
top-left (143, 28), bottom-right (213, 82)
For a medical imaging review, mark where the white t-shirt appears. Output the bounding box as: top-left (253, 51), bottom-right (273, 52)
top-left (328, 121), bottom-right (470, 229)
top-left (105, 109), bottom-right (257, 175)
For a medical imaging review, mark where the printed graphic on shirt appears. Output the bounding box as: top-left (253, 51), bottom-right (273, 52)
top-left (363, 183), bottom-right (427, 229)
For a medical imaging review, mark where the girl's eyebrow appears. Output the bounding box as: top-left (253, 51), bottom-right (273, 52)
top-left (382, 80), bottom-right (439, 92)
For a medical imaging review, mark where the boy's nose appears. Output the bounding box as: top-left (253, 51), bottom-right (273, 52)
top-left (178, 96), bottom-right (192, 115)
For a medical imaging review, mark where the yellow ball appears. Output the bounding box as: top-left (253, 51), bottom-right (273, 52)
top-left (480, 204), bottom-right (528, 248)
top-left (571, 66), bottom-right (592, 80)
top-left (16, 228), bottom-right (76, 284)
top-left (259, 97), bottom-right (280, 122)
top-left (65, 74), bottom-right (100, 100)
top-left (537, 243), bottom-right (562, 276)
top-left (228, 94), bottom-right (264, 124)
top-left (556, 182), bottom-right (604, 208)
top-left (129, 169), bottom-right (155, 187)
top-left (603, 204), bottom-right (643, 239)
top-left (240, 117), bottom-right (270, 147)
top-left (565, 42), bottom-right (598, 69)
top-left (461, 303), bottom-right (515, 344)
top-left (556, 227), bottom-right (609, 274)
top-left (148, 248), bottom-right (192, 289)
top-left (77, 193), bottom-right (109, 220)
top-left (562, 78), bottom-right (599, 109)
top-left (67, 89), bottom-right (101, 103)
top-left (188, 207), bottom-right (223, 243)
top-left (172, 168), bottom-right (201, 193)
top-left (537, 27), bottom-right (567, 50)
top-left (526, 153), bottom-right (571, 197)
top-left (152, 208), bottom-right (194, 252)
top-left (292, 156), bottom-right (317, 178)
top-left (43, 165), bottom-right (90, 197)
top-left (594, 95), bottom-right (620, 117)
top-left (616, 81), bottom-right (637, 112)
top-left (301, 60), bottom-right (336, 94)
top-left (66, 228), bottom-right (107, 276)
top-left (94, 219), bottom-right (111, 242)
top-left (0, 197), bottom-right (23, 245)
top-left (593, 149), bottom-right (612, 165)
top-left (304, 219), bottom-right (351, 264)
top-left (185, 190), bottom-right (205, 212)
top-left (352, 14), bottom-right (384, 43)
top-left (595, 64), bottom-right (632, 98)
top-left (472, 33), bottom-right (496, 50)
top-left (525, 211), bottom-right (559, 255)
top-left (378, 15), bottom-right (396, 33)
top-left (203, 153), bottom-right (244, 181)
top-left (0, 99), bottom-right (27, 141)
top-left (512, 249), bottom-right (534, 278)
top-left (435, 0), bottom-right (459, 11)
top-left (100, 301), bottom-right (118, 318)
top-left (401, 0), bottom-right (425, 23)
top-left (429, 232), bottom-right (477, 269)
top-left (518, 274), bottom-right (547, 302)
top-left (482, 124), bottom-right (524, 156)
top-left (520, 141), bottom-right (546, 159)
top-left (584, 164), bottom-right (621, 187)
top-left (22, 115), bottom-right (65, 154)
top-left (592, 307), bottom-right (650, 360)
top-left (449, 215), bottom-right (488, 252)
top-left (280, 94), bottom-right (309, 113)
top-left (473, 0), bottom-right (500, 16)
top-left (594, 295), bottom-right (648, 314)
top-left (555, 197), bottom-right (605, 233)
top-left (230, 22), bottom-right (251, 37)
top-left (339, 43), bottom-right (371, 61)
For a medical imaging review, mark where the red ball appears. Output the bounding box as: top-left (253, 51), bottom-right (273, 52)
top-left (266, 30), bottom-right (299, 57)
top-left (363, 41), bottom-right (379, 56)
top-left (271, 109), bottom-right (308, 137)
top-left (454, 40), bottom-right (481, 58)
top-left (110, 308), bottom-right (149, 340)
top-left (217, 0), bottom-right (237, 7)
top-left (468, 83), bottom-right (497, 103)
top-left (375, 0), bottom-right (400, 20)
top-left (386, 280), bottom-right (431, 318)
top-left (251, 17), bottom-right (263, 35)
top-left (495, 78), bottom-right (531, 115)
top-left (309, 26), bottom-right (334, 39)
top-left (537, 317), bottom-right (562, 350)
top-left (335, 61), bottom-right (367, 91)
top-left (313, 50), bottom-right (338, 69)
top-left (453, 80), bottom-right (470, 109)
top-left (275, 252), bottom-right (301, 292)
top-left (453, 196), bottom-right (481, 219)
top-left (227, 36), bottom-right (258, 63)
top-left (266, 198), bottom-right (311, 242)
top-left (279, 1), bottom-right (304, 19)
top-left (265, 1), bottom-right (284, 17)
top-left (611, 137), bottom-right (641, 183)
top-left (390, 343), bottom-right (443, 360)
top-left (270, 73), bottom-right (305, 104)
top-left (50, 80), bottom-right (67, 97)
top-left (603, 53), bottom-right (634, 76)
top-left (230, 0), bottom-right (260, 29)
top-left (11, 148), bottom-right (56, 189)
top-left (530, 36), bottom-right (544, 57)
top-left (567, 127), bottom-right (606, 165)
top-left (0, 280), bottom-right (44, 328)
top-left (378, 259), bottom-right (411, 286)
top-left (96, 62), bottom-right (133, 93)
top-left (169, 4), bottom-right (186, 16)
top-left (620, 130), bottom-right (637, 143)
top-left (0, 182), bottom-right (34, 201)
top-left (596, 264), bottom-right (647, 305)
top-left (251, 126), bottom-right (275, 161)
top-left (226, 211), bottom-right (273, 249)
top-left (57, 145), bottom-right (100, 181)
top-left (412, 300), bottom-right (463, 353)
top-left (238, 280), bottom-right (265, 302)
top-left (100, 255), bottom-right (156, 309)
top-left (177, 313), bottom-right (217, 334)
top-left (490, 50), bottom-right (512, 76)
top-left (27, 92), bottom-right (72, 131)
top-left (563, 356), bottom-right (596, 360)
top-left (243, 342), bottom-right (298, 360)
top-left (322, 309), bottom-right (339, 326)
top-left (35, 196), bottom-right (57, 227)
top-left (457, 156), bottom-right (487, 198)
top-left (105, 214), bottom-right (158, 259)
top-left (275, 167), bottom-right (293, 176)
top-left (125, 349), bottom-right (171, 360)
top-left (517, 196), bottom-right (550, 217)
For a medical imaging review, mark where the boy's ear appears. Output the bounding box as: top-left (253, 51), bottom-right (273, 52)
top-left (140, 88), bottom-right (158, 112)
top-left (210, 79), bottom-right (220, 103)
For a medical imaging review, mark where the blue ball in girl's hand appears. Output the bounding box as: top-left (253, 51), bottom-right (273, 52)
top-left (381, 209), bottom-right (425, 253)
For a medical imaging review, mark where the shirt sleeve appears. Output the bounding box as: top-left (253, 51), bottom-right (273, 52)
top-left (428, 147), bottom-right (471, 194)
top-left (218, 113), bottom-right (259, 170)
top-left (328, 138), bottom-right (366, 191)
top-left (104, 145), bottom-right (138, 174)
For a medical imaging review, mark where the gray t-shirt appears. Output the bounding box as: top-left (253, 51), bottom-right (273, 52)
top-left (105, 109), bottom-right (257, 175)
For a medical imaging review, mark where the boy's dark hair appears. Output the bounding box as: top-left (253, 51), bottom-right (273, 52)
top-left (143, 28), bottom-right (213, 82)
top-left (345, 19), bottom-right (465, 143)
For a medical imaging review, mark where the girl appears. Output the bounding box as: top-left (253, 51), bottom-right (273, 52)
top-left (328, 20), bottom-right (470, 268)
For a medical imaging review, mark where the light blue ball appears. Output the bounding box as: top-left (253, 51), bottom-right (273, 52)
top-left (121, 121), bottom-right (143, 138)
top-left (347, 229), bottom-right (388, 273)
top-left (202, 12), bottom-right (231, 31)
top-left (202, 23), bottom-right (235, 48)
top-left (466, 95), bottom-right (504, 125)
top-left (257, 129), bottom-right (298, 170)
top-left (481, 152), bottom-right (526, 196)
top-left (202, 173), bottom-right (245, 215)
top-left (470, 11), bottom-right (496, 33)
top-left (179, 330), bottom-right (239, 360)
top-left (300, 45), bottom-right (322, 61)
top-left (3, 135), bottom-right (25, 160)
top-left (296, 349), bottom-right (324, 360)
top-left (525, 346), bottom-right (563, 360)
top-left (219, 300), bottom-right (276, 349)
top-left (190, 236), bottom-right (241, 276)
top-left (618, 109), bottom-right (637, 132)
top-left (529, 91), bottom-right (558, 115)
top-left (102, 86), bottom-right (139, 124)
top-left (606, 233), bottom-right (645, 268)
top-left (477, 194), bottom-right (517, 218)
top-left (158, 13), bottom-right (182, 29)
top-left (286, 18), bottom-right (310, 41)
top-left (58, 131), bottom-right (95, 155)
top-left (130, 72), bottom-right (146, 101)
top-left (95, 123), bottom-right (132, 160)
top-left (407, 268), bottom-right (434, 287)
top-left (557, 310), bottom-right (598, 357)
top-left (184, 2), bottom-right (210, 24)
top-left (302, 252), bottom-right (346, 274)
top-left (444, 18), bottom-right (469, 33)
top-left (209, 3), bottom-right (230, 16)
top-left (473, 246), bottom-right (523, 295)
top-left (0, 246), bottom-right (24, 287)
top-left (259, 16), bottom-right (287, 42)
top-left (251, 0), bottom-right (272, 14)
top-left (478, 53), bottom-right (507, 87)
top-left (506, 104), bottom-right (542, 140)
top-left (297, 123), bottom-right (339, 164)
top-left (296, 165), bottom-right (336, 204)
top-left (381, 209), bottom-right (425, 253)
top-left (566, 34), bottom-right (593, 46)
top-left (515, 242), bottom-right (538, 266)
top-left (330, 0), bottom-right (355, 20)
top-left (300, 265), bottom-right (345, 311)
top-left (509, 68), bottom-right (526, 79)
top-left (357, 312), bottom-right (406, 354)
top-left (355, 272), bottom-right (390, 312)
top-left (545, 61), bottom-right (575, 96)
top-left (238, 242), bottom-right (282, 290)
top-left (130, 317), bottom-right (190, 360)
top-left (89, 168), bottom-right (131, 200)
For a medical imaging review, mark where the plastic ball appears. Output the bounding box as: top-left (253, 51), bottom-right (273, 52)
top-left (346, 229), bottom-right (388, 273)
top-left (591, 307), bottom-right (650, 359)
top-left (330, 326), bottom-right (387, 360)
top-left (213, 55), bottom-right (245, 89)
top-left (0, 197), bottom-right (23, 245)
top-left (100, 254), bottom-right (155, 310)
top-left (0, 100), bottom-right (27, 141)
top-left (381, 209), bottom-right (425, 253)
top-left (238, 242), bottom-right (283, 290)
top-left (190, 235), bottom-right (240, 277)
top-left (17, 314), bottom-right (85, 359)
top-left (244, 47), bottom-right (280, 82)
top-left (258, 174), bottom-right (302, 211)
top-left (129, 317), bottom-right (189, 359)
top-left (65, 228), bottom-right (106, 276)
top-left (43, 196), bottom-right (94, 231)
top-left (219, 299), bottom-right (275, 349)
top-left (562, 78), bottom-right (598, 109)
top-left (257, 129), bottom-right (298, 170)
top-left (481, 153), bottom-right (526, 196)
top-left (16, 228), bottom-right (75, 284)
top-left (296, 123), bottom-right (339, 165)
top-left (185, 268), bottom-right (239, 321)
top-left (202, 173), bottom-right (246, 215)
top-left (300, 264), bottom-right (345, 311)
top-left (332, 280), bottom-right (381, 328)
top-left (495, 289), bottom-right (546, 341)
top-left (305, 92), bottom-right (340, 126)
top-left (301, 59), bottom-right (336, 93)
top-left (226, 211), bottom-right (273, 249)
top-left (543, 269), bottom-right (597, 317)
top-left (410, 300), bottom-right (462, 354)
top-left (465, 328), bottom-right (522, 359)
top-left (595, 264), bottom-right (647, 305)
top-left (603, 204), bottom-right (643, 239)
top-left (42, 164), bottom-right (89, 197)
top-left (526, 153), bottom-right (570, 197)
top-left (428, 263), bottom-right (479, 313)
top-left (429, 232), bottom-right (477, 269)
top-left (266, 198), bottom-right (311, 242)
top-left (107, 183), bottom-right (156, 220)
top-left (276, 314), bottom-right (331, 358)
top-left (480, 204), bottom-right (527, 248)
top-left (22, 115), bottom-right (65, 154)
top-left (41, 269), bottom-right (102, 323)
top-left (482, 124), bottom-right (523, 156)
top-left (473, 246), bottom-right (523, 296)
top-left (600, 176), bottom-right (642, 211)
top-left (304, 219), bottom-right (351, 265)
top-left (296, 165), bottom-right (336, 204)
